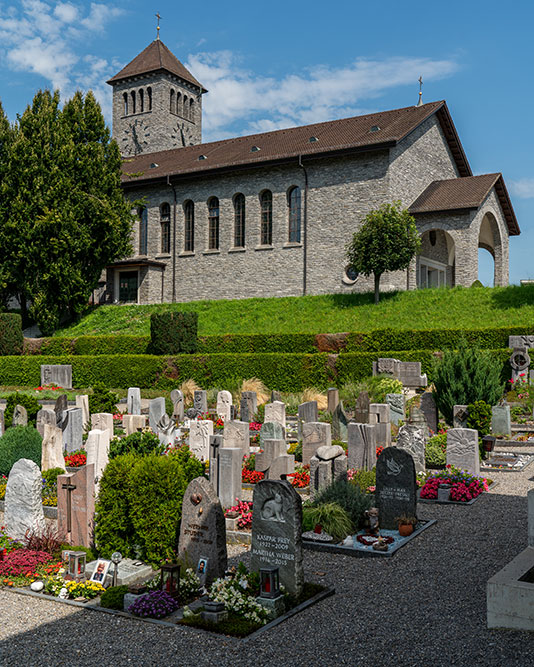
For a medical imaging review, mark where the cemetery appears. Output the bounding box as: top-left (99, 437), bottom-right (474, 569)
top-left (0, 311), bottom-right (533, 652)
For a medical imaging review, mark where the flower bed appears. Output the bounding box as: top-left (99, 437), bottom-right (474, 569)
top-left (419, 465), bottom-right (490, 502)
top-left (64, 451), bottom-right (87, 468)
top-left (225, 500), bottom-right (253, 529)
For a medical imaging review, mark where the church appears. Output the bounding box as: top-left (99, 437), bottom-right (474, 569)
top-left (103, 38), bottom-right (519, 305)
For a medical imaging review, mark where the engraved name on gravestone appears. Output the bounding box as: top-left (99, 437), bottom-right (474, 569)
top-left (386, 393), bottom-right (405, 426)
top-left (194, 390), bottom-right (208, 414)
top-left (41, 364), bottom-right (72, 390)
top-left (375, 447), bottom-right (417, 530)
top-left (446, 428), bottom-right (480, 476)
top-left (178, 477), bottom-right (227, 586)
top-left (251, 479), bottom-right (303, 596)
top-left (396, 425), bottom-right (426, 474)
top-left (127, 387), bottom-right (141, 415)
top-left (170, 389), bottom-right (184, 421)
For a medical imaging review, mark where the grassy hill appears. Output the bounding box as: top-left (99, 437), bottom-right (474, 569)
top-left (53, 285), bottom-right (534, 337)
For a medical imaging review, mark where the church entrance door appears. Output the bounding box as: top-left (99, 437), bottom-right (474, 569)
top-left (119, 271), bottom-right (138, 302)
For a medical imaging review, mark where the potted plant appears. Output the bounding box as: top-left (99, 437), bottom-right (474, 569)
top-left (395, 514), bottom-right (418, 537)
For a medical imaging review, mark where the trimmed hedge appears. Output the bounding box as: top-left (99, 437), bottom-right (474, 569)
top-left (0, 349), bottom-right (515, 391)
top-left (150, 312), bottom-right (198, 354)
top-left (0, 314), bottom-right (23, 356)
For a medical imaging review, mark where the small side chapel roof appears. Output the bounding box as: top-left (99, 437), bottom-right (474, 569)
top-left (409, 173), bottom-right (520, 235)
top-left (107, 40), bottom-right (206, 92)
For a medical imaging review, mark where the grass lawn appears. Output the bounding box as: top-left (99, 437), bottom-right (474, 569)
top-left (53, 284), bottom-right (534, 337)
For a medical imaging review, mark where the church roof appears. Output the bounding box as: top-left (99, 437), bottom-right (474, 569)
top-left (107, 40), bottom-right (206, 91)
top-left (121, 100), bottom-right (472, 185)
top-left (409, 173), bottom-right (520, 235)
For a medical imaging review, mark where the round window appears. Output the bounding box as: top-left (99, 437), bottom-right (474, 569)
top-left (343, 265), bottom-right (359, 285)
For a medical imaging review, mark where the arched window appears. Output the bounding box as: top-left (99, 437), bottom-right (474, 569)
top-left (176, 92), bottom-right (182, 117)
top-left (147, 87), bottom-right (152, 111)
top-left (288, 186), bottom-right (301, 243)
top-left (170, 89), bottom-right (175, 112)
top-left (184, 200), bottom-right (194, 252)
top-left (234, 193), bottom-right (245, 248)
top-left (189, 98), bottom-right (195, 122)
top-left (130, 91), bottom-right (136, 114)
top-left (123, 93), bottom-right (128, 115)
top-left (260, 190), bottom-right (273, 245)
top-left (184, 96), bottom-right (190, 120)
top-left (138, 207), bottom-right (148, 255)
top-left (208, 197), bottom-right (220, 250)
top-left (139, 89), bottom-right (144, 113)
top-left (160, 202), bottom-right (171, 254)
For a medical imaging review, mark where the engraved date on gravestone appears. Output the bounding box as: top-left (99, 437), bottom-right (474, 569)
top-left (184, 523), bottom-right (214, 546)
top-left (252, 535), bottom-right (295, 567)
top-left (379, 487), bottom-right (411, 502)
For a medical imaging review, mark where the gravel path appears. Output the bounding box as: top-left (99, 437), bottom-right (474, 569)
top-left (0, 467), bottom-right (533, 667)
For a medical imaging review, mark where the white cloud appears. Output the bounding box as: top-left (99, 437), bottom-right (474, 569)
top-left (510, 179), bottom-right (534, 199)
top-left (54, 2), bottom-right (78, 23)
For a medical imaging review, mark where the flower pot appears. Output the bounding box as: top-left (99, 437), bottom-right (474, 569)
top-left (398, 523), bottom-right (414, 537)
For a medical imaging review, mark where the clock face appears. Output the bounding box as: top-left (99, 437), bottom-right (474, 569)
top-left (122, 118), bottom-right (151, 156)
top-left (170, 121), bottom-right (195, 148)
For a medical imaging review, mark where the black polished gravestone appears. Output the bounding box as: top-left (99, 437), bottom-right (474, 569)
top-left (250, 479), bottom-right (303, 596)
top-left (375, 447), bottom-right (417, 530)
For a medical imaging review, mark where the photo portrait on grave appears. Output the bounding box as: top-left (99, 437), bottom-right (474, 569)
top-left (196, 557), bottom-right (208, 585)
top-left (90, 559), bottom-right (111, 583)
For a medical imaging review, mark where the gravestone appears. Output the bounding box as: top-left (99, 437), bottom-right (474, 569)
top-left (267, 454), bottom-right (295, 481)
top-left (492, 405), bottom-right (511, 436)
top-left (347, 423), bottom-right (376, 471)
top-left (216, 390), bottom-right (232, 422)
top-left (149, 397), bottom-right (166, 432)
top-left (223, 420), bottom-right (250, 455)
top-left (75, 395), bottom-right (90, 429)
top-left (509, 335), bottom-right (534, 350)
top-left (123, 414), bottom-right (147, 435)
top-left (260, 421), bottom-right (285, 449)
top-left (396, 425), bottom-right (426, 474)
top-left (91, 413), bottom-right (113, 437)
top-left (509, 347), bottom-right (530, 383)
top-left (327, 388), bottom-right (339, 414)
top-left (420, 393), bottom-right (438, 434)
top-left (375, 447), bottom-right (417, 530)
top-left (194, 390), bottom-right (208, 415)
top-left (178, 477), bottom-right (227, 586)
top-left (240, 391), bottom-right (257, 422)
top-left (41, 424), bottom-right (65, 471)
top-left (189, 420), bottom-right (213, 460)
top-left (255, 439), bottom-right (287, 472)
top-left (250, 479), bottom-right (303, 596)
top-left (398, 362), bottom-right (428, 388)
top-left (453, 405), bottom-right (469, 429)
top-left (298, 401), bottom-right (318, 440)
top-left (369, 403), bottom-right (390, 424)
top-left (332, 402), bottom-right (349, 441)
top-left (408, 406), bottom-right (429, 439)
top-left (309, 446), bottom-right (347, 495)
top-left (217, 447), bottom-right (242, 508)
top-left (127, 387), bottom-right (141, 415)
top-left (85, 429), bottom-right (110, 490)
top-left (57, 464), bottom-right (95, 548)
top-left (264, 401), bottom-right (286, 429)
top-left (0, 409), bottom-right (4, 437)
top-left (209, 435), bottom-right (223, 492)
top-left (12, 405), bottom-right (28, 427)
top-left (156, 414), bottom-right (180, 446)
top-left (170, 389), bottom-right (184, 421)
top-left (446, 428), bottom-right (480, 475)
top-left (354, 391), bottom-right (370, 424)
top-left (302, 422), bottom-right (331, 466)
top-left (5, 459), bottom-right (46, 541)
top-left (41, 364), bottom-right (72, 389)
top-left (270, 390), bottom-right (282, 403)
top-left (63, 408), bottom-right (83, 453)
top-left (54, 394), bottom-right (68, 426)
top-left (36, 408), bottom-right (56, 438)
top-left (386, 393), bottom-right (405, 425)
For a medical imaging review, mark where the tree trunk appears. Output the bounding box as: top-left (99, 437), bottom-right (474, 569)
top-left (19, 291), bottom-right (28, 327)
top-left (374, 273), bottom-right (381, 304)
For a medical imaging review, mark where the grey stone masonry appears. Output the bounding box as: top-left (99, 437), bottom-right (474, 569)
top-left (223, 420), bottom-right (250, 456)
top-left (327, 388), bottom-right (339, 414)
top-left (396, 425), bottom-right (426, 475)
top-left (255, 439), bottom-right (287, 473)
top-left (5, 459), bottom-right (46, 542)
top-left (194, 390), bottom-right (208, 415)
top-left (259, 422), bottom-right (285, 449)
top-left (240, 392), bottom-right (257, 423)
top-left (264, 401), bottom-right (286, 429)
top-left (369, 404), bottom-right (390, 424)
top-left (386, 394), bottom-right (405, 425)
top-left (420, 393), bottom-right (438, 434)
top-left (149, 397), bottom-right (166, 432)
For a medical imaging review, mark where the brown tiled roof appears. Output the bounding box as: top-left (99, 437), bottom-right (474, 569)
top-left (107, 40), bottom-right (205, 91)
top-left (409, 174), bottom-right (520, 235)
top-left (121, 100), bottom-right (471, 186)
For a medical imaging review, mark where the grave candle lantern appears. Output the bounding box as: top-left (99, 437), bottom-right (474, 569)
top-left (67, 551), bottom-right (86, 581)
top-left (259, 567), bottom-right (280, 599)
top-left (159, 563), bottom-right (181, 600)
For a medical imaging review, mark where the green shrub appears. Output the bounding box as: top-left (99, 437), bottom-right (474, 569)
top-left (348, 468), bottom-right (375, 493)
top-left (425, 433), bottom-right (447, 468)
top-left (42, 467), bottom-right (65, 484)
top-left (0, 426), bottom-right (42, 476)
top-left (302, 502), bottom-right (352, 541)
top-left (466, 400), bottom-right (492, 436)
top-left (4, 392), bottom-right (41, 428)
top-left (311, 479), bottom-right (372, 530)
top-left (89, 382), bottom-right (118, 414)
top-left (150, 312), bottom-right (198, 354)
top-left (331, 439), bottom-right (348, 452)
top-left (100, 585), bottom-right (129, 610)
top-left (109, 431), bottom-right (162, 459)
top-left (0, 314), bottom-right (23, 355)
top-left (432, 340), bottom-right (504, 425)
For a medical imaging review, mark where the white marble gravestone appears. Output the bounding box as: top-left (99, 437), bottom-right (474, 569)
top-left (189, 420), bottom-right (213, 460)
top-left (446, 428), bottom-right (480, 475)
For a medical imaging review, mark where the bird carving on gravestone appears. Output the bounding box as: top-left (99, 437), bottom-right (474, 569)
top-left (386, 458), bottom-right (402, 476)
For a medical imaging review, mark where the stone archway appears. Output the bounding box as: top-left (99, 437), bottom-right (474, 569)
top-left (417, 228), bottom-right (455, 288)
top-left (478, 211), bottom-right (506, 286)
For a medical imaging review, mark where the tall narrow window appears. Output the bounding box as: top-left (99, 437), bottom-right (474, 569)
top-left (170, 89), bottom-right (175, 112)
top-left (147, 87), bottom-right (152, 110)
top-left (189, 98), bottom-right (195, 122)
top-left (184, 200), bottom-right (194, 252)
top-left (139, 89), bottom-right (144, 113)
top-left (208, 197), bottom-right (220, 250)
top-left (123, 93), bottom-right (128, 115)
top-left (177, 92), bottom-right (182, 117)
top-left (234, 193), bottom-right (245, 248)
top-left (138, 207), bottom-right (148, 255)
top-left (130, 91), bottom-right (136, 114)
top-left (160, 202), bottom-right (171, 254)
top-left (288, 186), bottom-right (301, 243)
top-left (183, 95), bottom-right (189, 120)
top-left (260, 190), bottom-right (273, 245)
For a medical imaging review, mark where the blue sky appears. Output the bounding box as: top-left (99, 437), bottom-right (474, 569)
top-left (0, 0), bottom-right (531, 285)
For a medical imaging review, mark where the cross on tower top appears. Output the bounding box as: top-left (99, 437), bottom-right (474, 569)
top-left (417, 76), bottom-right (423, 107)
top-left (155, 12), bottom-right (161, 40)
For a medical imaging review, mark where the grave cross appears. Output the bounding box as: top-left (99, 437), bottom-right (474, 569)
top-left (61, 480), bottom-right (77, 534)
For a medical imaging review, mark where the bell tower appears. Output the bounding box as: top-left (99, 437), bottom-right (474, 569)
top-left (107, 39), bottom-right (207, 157)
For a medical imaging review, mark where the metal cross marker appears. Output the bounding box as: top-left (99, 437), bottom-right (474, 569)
top-left (155, 12), bottom-right (161, 39)
top-left (61, 479), bottom-right (77, 534)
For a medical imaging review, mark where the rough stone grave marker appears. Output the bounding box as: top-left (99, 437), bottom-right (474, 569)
top-left (446, 428), bottom-right (480, 475)
top-left (57, 464), bottom-right (95, 548)
top-left (396, 425), bottom-right (426, 474)
top-left (298, 401), bottom-right (318, 440)
top-left (41, 424), bottom-right (65, 471)
top-left (12, 405), bottom-right (27, 427)
top-left (216, 390), bottom-right (232, 422)
top-left (218, 447), bottom-right (242, 508)
top-left (5, 459), bottom-right (46, 541)
top-left (408, 406), bottom-right (429, 439)
top-left (264, 401), bottom-right (286, 429)
top-left (37, 408), bottom-right (56, 438)
top-left (302, 422), bottom-right (331, 466)
top-left (91, 413), bottom-right (113, 437)
top-left (240, 391), bottom-right (257, 422)
top-left (149, 397), bottom-right (166, 432)
top-left (327, 388), bottom-right (339, 413)
top-left (376, 447), bottom-right (417, 530)
top-left (194, 390), bottom-right (208, 414)
top-left (309, 445), bottom-right (347, 495)
top-left (260, 421), bottom-right (285, 449)
top-left (223, 420), bottom-right (250, 455)
top-left (250, 479), bottom-right (303, 596)
top-left (332, 402), bottom-right (349, 441)
top-left (127, 387), bottom-right (141, 415)
top-left (178, 477), bottom-right (227, 585)
top-left (420, 393), bottom-right (438, 434)
top-left (347, 423), bottom-right (376, 471)
top-left (75, 395), bottom-right (90, 429)
top-left (123, 414), bottom-right (147, 435)
top-left (189, 420), bottom-right (213, 460)
top-left (41, 364), bottom-right (72, 389)
top-left (386, 393), bottom-right (405, 425)
top-left (63, 408), bottom-right (83, 453)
